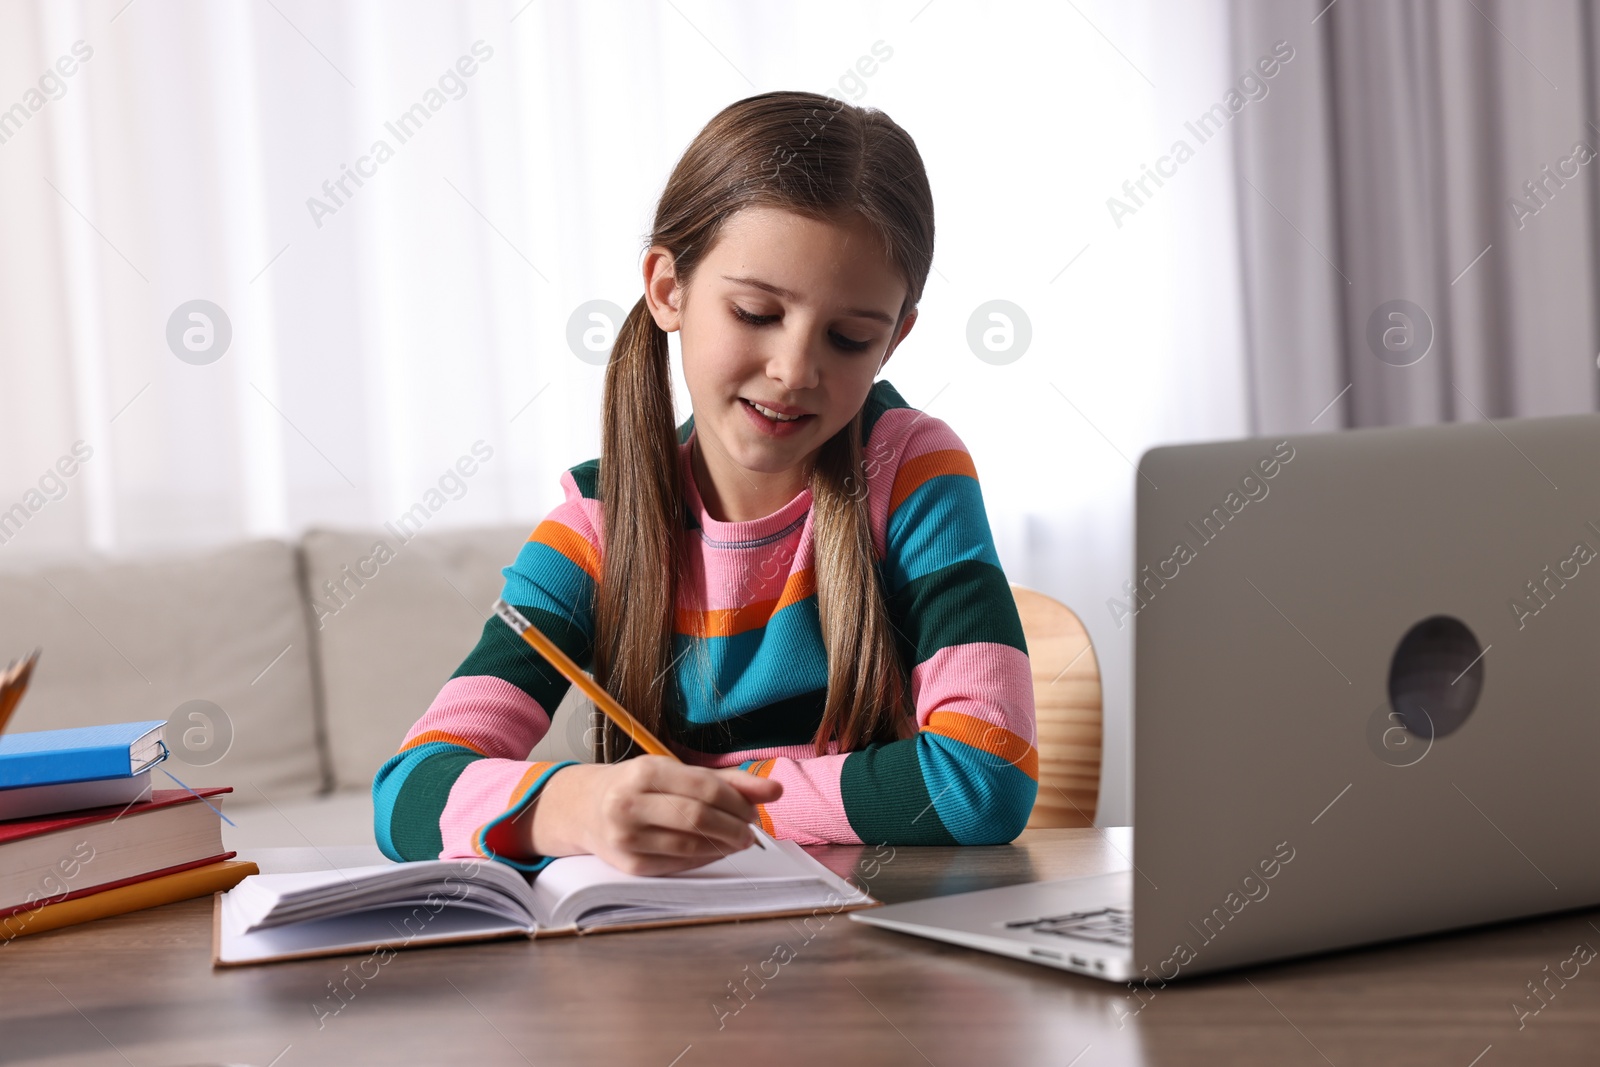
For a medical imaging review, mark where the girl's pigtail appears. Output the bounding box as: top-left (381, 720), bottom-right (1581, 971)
top-left (593, 296), bottom-right (682, 760)
top-left (809, 411), bottom-right (914, 753)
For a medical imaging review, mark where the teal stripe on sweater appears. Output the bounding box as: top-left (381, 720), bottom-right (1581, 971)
top-left (670, 599), bottom-right (829, 724)
top-left (916, 733), bottom-right (1037, 844)
top-left (500, 540), bottom-right (598, 635)
top-left (883, 473), bottom-right (1003, 594)
top-left (838, 731), bottom-right (1035, 846)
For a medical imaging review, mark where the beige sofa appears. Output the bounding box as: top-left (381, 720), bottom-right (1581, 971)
top-left (0, 525), bottom-right (593, 852)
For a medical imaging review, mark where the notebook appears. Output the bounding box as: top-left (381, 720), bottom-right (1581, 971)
top-left (0, 720), bottom-right (166, 788)
top-left (214, 834), bottom-right (878, 966)
top-left (2, 859), bottom-right (256, 942)
top-left (0, 769), bottom-right (154, 822)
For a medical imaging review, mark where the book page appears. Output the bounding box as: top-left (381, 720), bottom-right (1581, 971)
top-left (531, 837), bottom-right (872, 928)
top-left (226, 860), bottom-right (537, 932)
top-left (216, 892), bottom-right (531, 965)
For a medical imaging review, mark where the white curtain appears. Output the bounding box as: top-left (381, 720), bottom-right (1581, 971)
top-left (0, 0), bottom-right (1255, 825)
top-left (1231, 0), bottom-right (1600, 433)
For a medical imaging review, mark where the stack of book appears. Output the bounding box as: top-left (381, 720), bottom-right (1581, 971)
top-left (0, 720), bottom-right (255, 941)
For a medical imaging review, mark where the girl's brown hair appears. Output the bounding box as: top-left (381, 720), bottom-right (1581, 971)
top-left (592, 90), bottom-right (935, 760)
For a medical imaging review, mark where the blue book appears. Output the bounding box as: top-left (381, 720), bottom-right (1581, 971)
top-left (0, 721), bottom-right (167, 789)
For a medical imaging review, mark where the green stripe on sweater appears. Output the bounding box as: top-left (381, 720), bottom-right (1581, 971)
top-left (839, 741), bottom-right (959, 845)
top-left (452, 604), bottom-right (594, 708)
top-left (665, 686), bottom-right (828, 754)
top-left (884, 558), bottom-right (1027, 666)
top-left (569, 458), bottom-right (600, 500)
top-left (387, 747), bottom-right (482, 860)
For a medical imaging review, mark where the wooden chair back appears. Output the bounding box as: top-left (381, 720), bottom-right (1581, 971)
top-left (1011, 584), bottom-right (1102, 828)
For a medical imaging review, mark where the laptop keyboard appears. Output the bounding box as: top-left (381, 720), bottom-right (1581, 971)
top-left (1005, 906), bottom-right (1132, 947)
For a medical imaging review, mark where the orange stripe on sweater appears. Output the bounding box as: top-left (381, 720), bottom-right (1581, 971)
top-left (509, 761), bottom-right (554, 806)
top-left (921, 710), bottom-right (1039, 781)
top-left (399, 729), bottom-right (488, 756)
top-left (676, 569), bottom-right (817, 638)
top-left (529, 519), bottom-right (600, 582)
top-left (888, 449), bottom-right (978, 514)
top-left (742, 761), bottom-right (776, 835)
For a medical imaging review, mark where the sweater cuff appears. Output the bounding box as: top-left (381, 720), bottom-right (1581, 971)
top-left (438, 758), bottom-right (579, 873)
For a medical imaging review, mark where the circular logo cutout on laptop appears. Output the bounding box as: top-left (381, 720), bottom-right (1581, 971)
top-left (1369, 615), bottom-right (1485, 766)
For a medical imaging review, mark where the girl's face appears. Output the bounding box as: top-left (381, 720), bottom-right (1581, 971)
top-left (644, 205), bottom-right (917, 519)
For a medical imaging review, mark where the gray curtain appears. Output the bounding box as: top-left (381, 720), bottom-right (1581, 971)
top-left (1230, 0), bottom-right (1600, 433)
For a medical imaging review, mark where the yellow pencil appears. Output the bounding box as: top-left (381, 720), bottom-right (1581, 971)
top-left (491, 599), bottom-right (770, 849)
top-left (493, 599), bottom-right (675, 759)
top-left (0, 649), bottom-right (41, 736)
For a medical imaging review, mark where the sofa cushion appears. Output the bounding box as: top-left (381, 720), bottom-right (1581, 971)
top-left (0, 539), bottom-right (325, 801)
top-left (224, 789), bottom-right (380, 851)
top-left (302, 525), bottom-right (594, 791)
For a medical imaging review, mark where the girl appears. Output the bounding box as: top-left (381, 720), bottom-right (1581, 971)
top-left (374, 90), bottom-right (1038, 877)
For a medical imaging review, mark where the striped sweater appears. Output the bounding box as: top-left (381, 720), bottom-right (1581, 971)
top-left (372, 380), bottom-right (1038, 871)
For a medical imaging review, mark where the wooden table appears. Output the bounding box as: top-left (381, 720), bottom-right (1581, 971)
top-left (4, 827), bottom-right (1598, 1065)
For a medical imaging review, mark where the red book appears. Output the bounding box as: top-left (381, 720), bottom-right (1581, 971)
top-left (0, 787), bottom-right (233, 916)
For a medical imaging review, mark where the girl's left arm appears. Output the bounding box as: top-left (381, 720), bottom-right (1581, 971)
top-left (741, 414), bottom-right (1041, 846)
top-left (371, 477), bottom-right (598, 870)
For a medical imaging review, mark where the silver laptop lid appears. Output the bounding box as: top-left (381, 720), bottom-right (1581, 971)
top-left (1131, 413), bottom-right (1600, 981)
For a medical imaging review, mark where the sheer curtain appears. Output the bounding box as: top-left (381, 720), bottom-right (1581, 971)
top-left (0, 0), bottom-right (1254, 825)
top-left (1231, 0), bottom-right (1600, 433)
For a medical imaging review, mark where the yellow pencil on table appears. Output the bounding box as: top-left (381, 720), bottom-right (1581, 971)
top-left (492, 599), bottom-right (770, 850)
top-left (0, 648), bottom-right (42, 736)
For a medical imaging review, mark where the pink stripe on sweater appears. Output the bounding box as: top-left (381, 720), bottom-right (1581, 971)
top-left (556, 471), bottom-right (606, 553)
top-left (865, 408), bottom-right (968, 560)
top-left (668, 738), bottom-right (844, 767)
top-left (761, 752), bottom-right (862, 845)
top-left (909, 642), bottom-right (1037, 740)
top-left (437, 758), bottom-right (545, 860)
top-left (400, 674), bottom-right (551, 759)
top-left (677, 523), bottom-right (816, 613)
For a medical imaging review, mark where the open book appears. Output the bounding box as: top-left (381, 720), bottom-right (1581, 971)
top-left (214, 835), bottom-right (877, 966)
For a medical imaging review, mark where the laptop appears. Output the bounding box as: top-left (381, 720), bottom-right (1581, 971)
top-left (852, 413), bottom-right (1600, 984)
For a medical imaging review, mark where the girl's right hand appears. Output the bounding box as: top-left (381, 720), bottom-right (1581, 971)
top-left (526, 757), bottom-right (783, 876)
